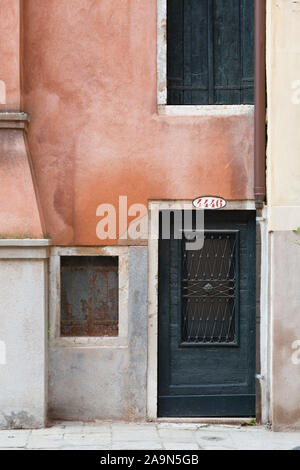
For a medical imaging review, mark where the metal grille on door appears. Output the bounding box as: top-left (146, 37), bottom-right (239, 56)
top-left (182, 231), bottom-right (239, 345)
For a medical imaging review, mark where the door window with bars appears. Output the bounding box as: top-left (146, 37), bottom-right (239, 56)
top-left (167, 0), bottom-right (254, 105)
top-left (181, 231), bottom-right (239, 345)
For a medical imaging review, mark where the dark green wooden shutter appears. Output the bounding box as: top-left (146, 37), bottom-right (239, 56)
top-left (167, 0), bottom-right (254, 105)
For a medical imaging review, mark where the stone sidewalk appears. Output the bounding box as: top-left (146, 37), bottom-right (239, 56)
top-left (0, 422), bottom-right (300, 450)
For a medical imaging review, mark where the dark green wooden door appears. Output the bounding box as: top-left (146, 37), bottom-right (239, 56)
top-left (158, 211), bottom-right (256, 417)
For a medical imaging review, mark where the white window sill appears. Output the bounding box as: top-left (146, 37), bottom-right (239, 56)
top-left (52, 336), bottom-right (128, 349)
top-left (157, 104), bottom-right (254, 117)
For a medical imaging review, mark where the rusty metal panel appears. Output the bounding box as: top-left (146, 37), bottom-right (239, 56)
top-left (60, 256), bottom-right (118, 337)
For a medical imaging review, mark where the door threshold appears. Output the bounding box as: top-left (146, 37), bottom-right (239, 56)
top-left (154, 417), bottom-right (255, 425)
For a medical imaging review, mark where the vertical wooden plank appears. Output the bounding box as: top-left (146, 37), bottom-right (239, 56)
top-left (207, 0), bottom-right (215, 104)
top-left (158, 212), bottom-right (171, 400)
top-left (241, 0), bottom-right (255, 103)
top-left (214, 0), bottom-right (241, 104)
top-left (167, 0), bottom-right (184, 104)
top-left (183, 0), bottom-right (192, 103)
top-left (191, 0), bottom-right (209, 104)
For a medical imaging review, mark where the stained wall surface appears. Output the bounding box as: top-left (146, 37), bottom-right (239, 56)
top-left (266, 0), bottom-right (300, 430)
top-left (48, 247), bottom-right (148, 421)
top-left (271, 231), bottom-right (300, 430)
top-left (22, 0), bottom-right (254, 246)
top-left (267, 0), bottom-right (300, 231)
top-left (0, 0), bottom-right (20, 110)
top-left (0, 129), bottom-right (44, 238)
top-left (0, 249), bottom-right (48, 429)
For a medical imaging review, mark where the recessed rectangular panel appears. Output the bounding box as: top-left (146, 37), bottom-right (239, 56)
top-left (60, 256), bottom-right (118, 337)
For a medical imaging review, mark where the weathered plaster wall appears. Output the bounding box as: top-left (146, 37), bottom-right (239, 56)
top-left (267, 0), bottom-right (300, 231)
top-left (0, 0), bottom-right (20, 111)
top-left (271, 231), bottom-right (300, 430)
top-left (48, 246), bottom-right (148, 421)
top-left (23, 0), bottom-right (254, 246)
top-left (0, 128), bottom-right (44, 238)
top-left (0, 0), bottom-right (21, 110)
top-left (0, 0), bottom-right (44, 238)
top-left (266, 0), bottom-right (300, 430)
top-left (0, 2), bottom-right (48, 431)
top-left (0, 244), bottom-right (48, 429)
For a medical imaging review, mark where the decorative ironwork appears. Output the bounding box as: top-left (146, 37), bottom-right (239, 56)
top-left (182, 232), bottom-right (238, 344)
top-left (203, 283), bottom-right (213, 293)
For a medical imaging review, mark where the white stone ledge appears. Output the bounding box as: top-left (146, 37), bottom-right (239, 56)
top-left (0, 112), bottom-right (29, 121)
top-left (0, 112), bottom-right (30, 129)
top-left (0, 240), bottom-right (51, 259)
top-left (157, 105), bottom-right (254, 117)
top-left (51, 337), bottom-right (128, 349)
top-left (0, 239), bottom-right (51, 247)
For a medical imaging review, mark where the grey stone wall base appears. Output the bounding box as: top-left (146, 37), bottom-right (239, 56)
top-left (48, 246), bottom-right (148, 421)
top-left (0, 410), bottom-right (45, 430)
top-left (271, 231), bottom-right (300, 430)
top-left (0, 247), bottom-right (48, 429)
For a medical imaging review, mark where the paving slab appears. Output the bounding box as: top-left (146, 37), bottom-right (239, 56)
top-left (0, 422), bottom-right (300, 450)
top-left (157, 423), bottom-right (206, 430)
top-left (63, 433), bottom-right (111, 447)
top-left (0, 430), bottom-right (30, 448)
top-left (111, 442), bottom-right (163, 450)
top-left (162, 442), bottom-right (200, 450)
top-left (82, 424), bottom-right (111, 433)
top-left (158, 428), bottom-right (197, 443)
top-left (112, 428), bottom-right (160, 442)
top-left (27, 435), bottom-right (65, 450)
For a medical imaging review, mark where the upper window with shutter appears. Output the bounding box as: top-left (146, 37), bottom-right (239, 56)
top-left (167, 0), bottom-right (254, 105)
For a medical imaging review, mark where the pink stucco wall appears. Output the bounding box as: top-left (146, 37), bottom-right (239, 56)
top-left (0, 129), bottom-right (44, 238)
top-left (22, 0), bottom-right (254, 245)
top-left (0, 0), bottom-right (21, 110)
top-left (0, 0), bottom-right (44, 238)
